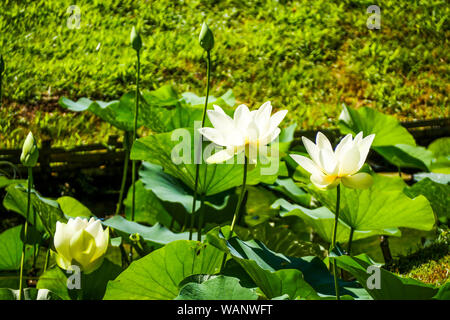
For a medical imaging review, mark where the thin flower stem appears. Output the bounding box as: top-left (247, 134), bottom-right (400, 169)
top-left (19, 167), bottom-right (32, 300)
top-left (190, 50), bottom-right (211, 240)
top-left (331, 184), bottom-right (341, 301)
top-left (220, 157), bottom-right (248, 271)
top-left (229, 157), bottom-right (248, 235)
top-left (31, 172), bottom-right (37, 270)
top-left (115, 131), bottom-right (131, 216)
top-left (197, 196), bottom-right (206, 241)
top-left (347, 227), bottom-right (354, 256)
top-left (130, 51), bottom-right (140, 262)
top-left (43, 247), bottom-right (50, 272)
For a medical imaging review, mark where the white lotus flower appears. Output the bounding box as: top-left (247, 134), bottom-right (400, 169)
top-left (290, 132), bottom-right (375, 189)
top-left (54, 217), bottom-right (109, 274)
top-left (198, 101), bottom-right (288, 164)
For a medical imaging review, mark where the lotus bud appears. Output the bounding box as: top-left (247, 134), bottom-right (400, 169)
top-left (20, 132), bottom-right (39, 167)
top-left (54, 217), bottom-right (109, 274)
top-left (130, 26), bottom-right (142, 52)
top-left (199, 22), bottom-right (214, 52)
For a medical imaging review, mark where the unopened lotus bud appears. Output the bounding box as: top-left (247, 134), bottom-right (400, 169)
top-left (199, 22), bottom-right (214, 52)
top-left (130, 26), bottom-right (142, 52)
top-left (20, 132), bottom-right (39, 167)
top-left (54, 217), bottom-right (109, 274)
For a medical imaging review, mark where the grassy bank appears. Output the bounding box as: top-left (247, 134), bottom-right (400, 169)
top-left (0, 0), bottom-right (448, 147)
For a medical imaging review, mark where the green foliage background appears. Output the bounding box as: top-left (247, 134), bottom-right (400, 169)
top-left (0, 0), bottom-right (448, 148)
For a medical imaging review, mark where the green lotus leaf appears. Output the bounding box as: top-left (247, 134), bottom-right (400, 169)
top-left (335, 254), bottom-right (439, 300)
top-left (103, 240), bottom-right (223, 300)
top-left (175, 275), bottom-right (258, 300)
top-left (304, 175), bottom-right (436, 235)
top-left (274, 198), bottom-right (401, 244)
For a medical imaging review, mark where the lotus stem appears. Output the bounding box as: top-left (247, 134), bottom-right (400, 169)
top-left (230, 157), bottom-right (248, 235)
top-left (331, 183), bottom-right (341, 301)
top-left (43, 247), bottom-right (50, 272)
top-left (190, 50), bottom-right (211, 240)
top-left (130, 51), bottom-right (140, 262)
top-left (197, 196), bottom-right (206, 241)
top-left (220, 157), bottom-right (248, 271)
top-left (19, 167), bottom-right (33, 300)
top-left (347, 227), bottom-right (354, 256)
top-left (115, 131), bottom-right (131, 216)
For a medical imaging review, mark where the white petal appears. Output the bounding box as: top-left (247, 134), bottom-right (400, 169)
top-left (213, 104), bottom-right (227, 115)
top-left (301, 136), bottom-right (321, 166)
top-left (356, 134), bottom-right (375, 170)
top-left (310, 173), bottom-right (338, 189)
top-left (315, 132), bottom-right (334, 154)
top-left (290, 154), bottom-right (323, 176)
top-left (198, 127), bottom-right (226, 146)
top-left (85, 219), bottom-right (103, 244)
top-left (258, 127), bottom-right (281, 146)
top-left (319, 148), bottom-right (338, 175)
top-left (54, 222), bottom-right (72, 262)
top-left (338, 144), bottom-right (361, 176)
top-left (353, 132), bottom-right (363, 145)
top-left (67, 217), bottom-right (88, 233)
top-left (206, 148), bottom-right (236, 164)
top-left (92, 228), bottom-right (109, 261)
top-left (246, 120), bottom-right (260, 142)
top-left (233, 104), bottom-right (251, 129)
top-left (269, 110), bottom-right (288, 131)
top-left (207, 109), bottom-right (234, 133)
top-left (335, 134), bottom-right (353, 158)
top-left (341, 173), bottom-right (373, 189)
top-left (254, 101), bottom-right (272, 133)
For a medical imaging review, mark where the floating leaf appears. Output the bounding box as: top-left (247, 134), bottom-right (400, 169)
top-left (274, 198), bottom-right (400, 244)
top-left (335, 254), bottom-right (438, 300)
top-left (103, 240), bottom-right (223, 300)
top-left (37, 259), bottom-right (121, 300)
top-left (175, 275), bottom-right (258, 300)
top-left (0, 226), bottom-right (32, 271)
top-left (404, 178), bottom-right (450, 224)
top-left (206, 227), bottom-right (368, 299)
top-left (102, 215), bottom-right (203, 247)
top-left (305, 175), bottom-right (436, 236)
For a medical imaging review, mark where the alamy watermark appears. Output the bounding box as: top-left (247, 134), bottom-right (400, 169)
top-left (367, 5), bottom-right (381, 30)
top-left (67, 5), bottom-right (81, 30)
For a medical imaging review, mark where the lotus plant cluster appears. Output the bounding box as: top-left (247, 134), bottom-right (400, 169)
top-left (3, 18), bottom-right (443, 303)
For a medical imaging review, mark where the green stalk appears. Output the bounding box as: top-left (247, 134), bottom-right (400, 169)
top-left (43, 247), bottom-right (50, 272)
top-left (197, 196), bottom-right (206, 241)
top-left (115, 131), bottom-right (131, 216)
top-left (18, 167), bottom-right (32, 300)
top-left (189, 50), bottom-right (211, 240)
top-left (0, 72), bottom-right (2, 108)
top-left (221, 157), bottom-right (248, 270)
top-left (331, 184), bottom-right (341, 300)
top-left (130, 51), bottom-right (140, 261)
top-left (347, 227), bottom-right (354, 256)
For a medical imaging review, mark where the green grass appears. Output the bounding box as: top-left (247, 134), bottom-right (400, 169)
top-left (390, 228), bottom-right (449, 286)
top-left (0, 0), bottom-right (448, 148)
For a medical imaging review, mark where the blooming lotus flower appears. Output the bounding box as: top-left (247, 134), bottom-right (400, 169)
top-left (290, 132), bottom-right (375, 189)
top-left (198, 101), bottom-right (288, 164)
top-left (54, 217), bottom-right (109, 274)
